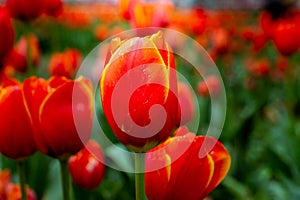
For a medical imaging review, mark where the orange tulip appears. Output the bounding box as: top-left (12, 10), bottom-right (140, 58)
top-left (145, 127), bottom-right (231, 200)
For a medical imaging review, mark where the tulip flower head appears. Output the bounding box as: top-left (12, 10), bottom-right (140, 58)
top-left (145, 127), bottom-right (231, 200)
top-left (100, 31), bottom-right (179, 152)
top-left (23, 76), bottom-right (94, 160)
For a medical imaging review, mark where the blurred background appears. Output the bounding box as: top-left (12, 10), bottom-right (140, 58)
top-left (1, 0), bottom-right (300, 199)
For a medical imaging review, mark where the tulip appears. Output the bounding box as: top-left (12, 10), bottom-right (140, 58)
top-left (100, 31), bottom-right (178, 152)
top-left (48, 49), bottom-right (82, 79)
top-left (6, 184), bottom-right (36, 200)
top-left (3, 34), bottom-right (40, 73)
top-left (0, 6), bottom-right (14, 64)
top-left (145, 127), bottom-right (231, 200)
top-left (0, 169), bottom-right (36, 200)
top-left (6, 0), bottom-right (43, 20)
top-left (271, 17), bottom-right (299, 56)
top-left (0, 79), bottom-right (36, 160)
top-left (23, 76), bottom-right (94, 160)
top-left (130, 0), bottom-right (173, 28)
top-left (43, 0), bottom-right (63, 17)
top-left (68, 140), bottom-right (105, 190)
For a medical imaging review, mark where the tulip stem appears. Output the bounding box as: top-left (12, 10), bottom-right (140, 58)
top-left (135, 153), bottom-right (146, 200)
top-left (59, 160), bottom-right (71, 200)
top-left (17, 161), bottom-right (27, 200)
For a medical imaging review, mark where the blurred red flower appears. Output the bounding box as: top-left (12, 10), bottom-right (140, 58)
top-left (0, 79), bottom-right (36, 160)
top-left (3, 34), bottom-right (40, 73)
top-left (48, 48), bottom-right (82, 78)
top-left (43, 0), bottom-right (63, 17)
top-left (6, 0), bottom-right (43, 20)
top-left (23, 76), bottom-right (94, 160)
top-left (0, 6), bottom-right (14, 64)
top-left (0, 169), bottom-right (36, 200)
top-left (130, 0), bottom-right (174, 28)
top-left (100, 31), bottom-right (178, 152)
top-left (68, 140), bottom-right (105, 190)
top-left (145, 127), bottom-right (231, 200)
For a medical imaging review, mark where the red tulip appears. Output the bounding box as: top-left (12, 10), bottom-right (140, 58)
top-left (0, 79), bottom-right (36, 160)
top-left (23, 76), bottom-right (94, 160)
top-left (100, 31), bottom-right (179, 152)
top-left (68, 140), bottom-right (105, 190)
top-left (43, 0), bottom-right (63, 17)
top-left (3, 34), bottom-right (40, 73)
top-left (5, 0), bottom-right (43, 20)
top-left (246, 59), bottom-right (270, 77)
top-left (271, 17), bottom-right (299, 56)
top-left (48, 49), bottom-right (82, 78)
top-left (177, 82), bottom-right (194, 125)
top-left (145, 127), bottom-right (231, 200)
top-left (0, 6), bottom-right (14, 64)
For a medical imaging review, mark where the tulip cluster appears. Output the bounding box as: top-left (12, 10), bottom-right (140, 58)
top-left (100, 31), bottom-right (231, 199)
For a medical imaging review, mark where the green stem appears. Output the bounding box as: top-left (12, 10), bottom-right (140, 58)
top-left (59, 160), bottom-right (71, 200)
top-left (135, 153), bottom-right (146, 200)
top-left (17, 161), bottom-right (27, 200)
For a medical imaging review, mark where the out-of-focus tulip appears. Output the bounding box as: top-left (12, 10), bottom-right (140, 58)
top-left (118, 0), bottom-right (138, 20)
top-left (130, 0), bottom-right (173, 28)
top-left (0, 169), bottom-right (36, 200)
top-left (100, 31), bottom-right (178, 152)
top-left (3, 34), bottom-right (40, 73)
top-left (211, 27), bottom-right (229, 54)
top-left (188, 7), bottom-right (207, 35)
top-left (23, 76), bottom-right (94, 160)
top-left (0, 79), bottom-right (36, 160)
top-left (246, 59), bottom-right (270, 77)
top-left (271, 17), bottom-right (299, 56)
top-left (68, 140), bottom-right (105, 190)
top-left (0, 6), bottom-right (14, 64)
top-left (43, 0), bottom-right (63, 17)
top-left (6, 0), bottom-right (43, 20)
top-left (177, 82), bottom-right (194, 125)
top-left (48, 49), bottom-right (82, 78)
top-left (145, 127), bottom-right (231, 200)
top-left (0, 170), bottom-right (11, 199)
top-left (197, 76), bottom-right (221, 97)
